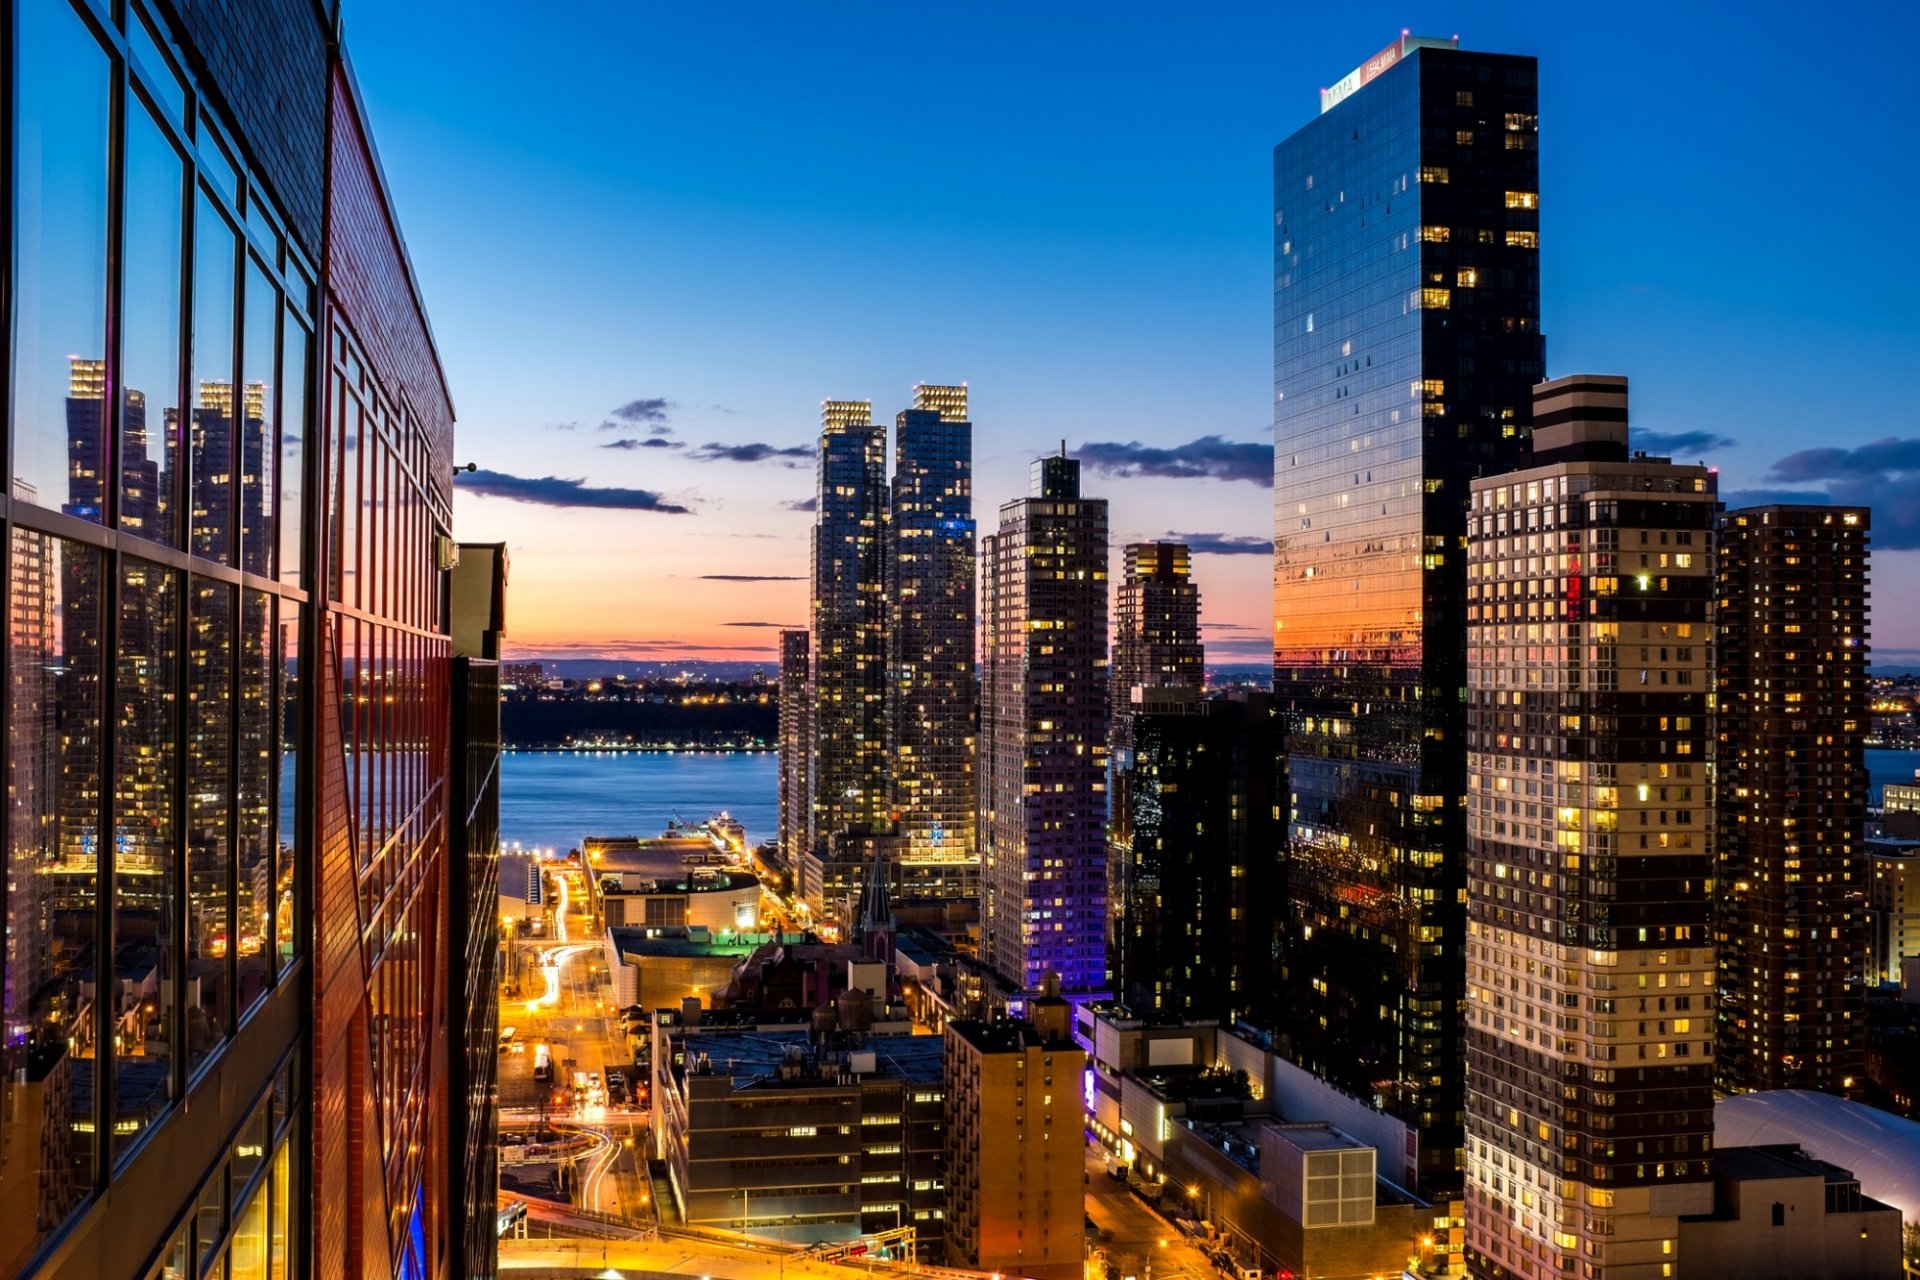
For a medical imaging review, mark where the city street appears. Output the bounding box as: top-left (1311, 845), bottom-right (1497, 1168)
top-left (1083, 1144), bottom-right (1215, 1280)
top-left (500, 859), bottom-right (654, 1224)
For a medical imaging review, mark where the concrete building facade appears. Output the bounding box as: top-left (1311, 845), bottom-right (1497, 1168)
top-left (1464, 377), bottom-right (1719, 1280)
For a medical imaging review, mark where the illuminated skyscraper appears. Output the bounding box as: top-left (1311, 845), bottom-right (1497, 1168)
top-left (980, 453), bottom-right (1108, 997)
top-left (1106, 541), bottom-right (1203, 996)
top-left (811, 399), bottom-right (889, 849)
top-left (888, 384), bottom-right (976, 866)
top-left (1109, 541), bottom-right (1203, 752)
top-left (1272, 33), bottom-right (1543, 1194)
top-left (778, 629), bottom-right (812, 865)
top-left (1463, 375), bottom-right (1718, 1280)
top-left (1716, 505), bottom-right (1871, 1096)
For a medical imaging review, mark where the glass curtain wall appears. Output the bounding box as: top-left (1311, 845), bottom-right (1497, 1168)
top-left (2, 0), bottom-right (315, 1272)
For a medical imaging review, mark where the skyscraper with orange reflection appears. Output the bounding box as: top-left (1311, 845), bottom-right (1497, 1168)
top-left (1271, 34), bottom-right (1545, 1197)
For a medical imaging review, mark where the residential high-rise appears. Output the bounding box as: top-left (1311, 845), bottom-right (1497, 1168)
top-left (1, 3), bottom-right (494, 1276)
top-left (888, 385), bottom-right (977, 866)
top-left (943, 999), bottom-right (1086, 1280)
top-left (1107, 541), bottom-right (1204, 994)
top-left (979, 454), bottom-right (1108, 998)
top-left (1113, 693), bottom-right (1281, 1021)
top-left (1109, 541), bottom-right (1203, 752)
top-left (779, 629), bottom-right (812, 867)
top-left (1271, 34), bottom-right (1544, 1195)
top-left (811, 400), bottom-right (889, 852)
top-left (1464, 376), bottom-right (1718, 1280)
top-left (1716, 505), bottom-right (1872, 1096)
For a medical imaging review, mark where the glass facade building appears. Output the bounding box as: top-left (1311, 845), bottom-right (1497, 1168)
top-left (887, 385), bottom-right (976, 870)
top-left (810, 400), bottom-right (889, 856)
top-left (0, 2), bottom-right (487, 1277)
top-left (1271, 36), bottom-right (1544, 1195)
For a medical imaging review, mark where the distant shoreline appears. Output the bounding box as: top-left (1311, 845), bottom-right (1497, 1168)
top-left (505, 744), bottom-right (774, 754)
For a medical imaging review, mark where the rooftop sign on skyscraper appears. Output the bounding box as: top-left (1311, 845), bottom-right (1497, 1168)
top-left (1319, 32), bottom-right (1460, 113)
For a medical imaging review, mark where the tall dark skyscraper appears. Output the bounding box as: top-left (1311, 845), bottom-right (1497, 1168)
top-left (1464, 377), bottom-right (1718, 1280)
top-left (1716, 505), bottom-right (1871, 1097)
top-left (1272, 34), bottom-right (1544, 1195)
top-left (811, 400), bottom-right (890, 852)
top-left (980, 454), bottom-right (1109, 998)
top-left (888, 384), bottom-right (977, 867)
top-left (1114, 693), bottom-right (1280, 1022)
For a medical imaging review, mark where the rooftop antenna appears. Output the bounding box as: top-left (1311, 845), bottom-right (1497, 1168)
top-left (1059, 438), bottom-right (1067, 458)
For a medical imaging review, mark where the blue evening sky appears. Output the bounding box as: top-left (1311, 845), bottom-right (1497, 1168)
top-left (343, 2), bottom-right (1920, 664)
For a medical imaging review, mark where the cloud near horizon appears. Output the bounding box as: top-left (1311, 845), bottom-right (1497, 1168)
top-left (600, 437), bottom-right (683, 451)
top-left (1080, 435), bottom-right (1272, 486)
top-left (1713, 434), bottom-right (1920, 550)
top-left (454, 468), bottom-right (693, 513)
top-left (1167, 531), bottom-right (1273, 555)
top-left (689, 441), bottom-right (812, 466)
top-left (610, 397), bottom-right (675, 425)
top-left (698, 574), bottom-right (802, 582)
top-left (784, 497), bottom-right (818, 513)
top-left (1635, 429), bottom-right (1736, 455)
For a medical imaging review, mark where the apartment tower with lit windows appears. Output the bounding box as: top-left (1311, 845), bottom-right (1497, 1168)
top-left (979, 454), bottom-right (1109, 998)
top-left (1271, 33), bottom-right (1544, 1195)
top-left (1463, 376), bottom-right (1717, 1280)
top-left (888, 385), bottom-right (977, 870)
top-left (810, 401), bottom-right (890, 851)
top-left (778, 629), bottom-right (812, 867)
top-left (1715, 505), bottom-right (1871, 1096)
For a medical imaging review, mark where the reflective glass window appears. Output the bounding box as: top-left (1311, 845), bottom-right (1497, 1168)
top-left (232, 1098), bottom-right (269, 1193)
top-left (240, 260), bottom-right (278, 576)
top-left (277, 606), bottom-right (301, 968)
top-left (277, 316), bottom-right (309, 588)
top-left (187, 577), bottom-right (233, 1071)
top-left (122, 91), bottom-right (186, 547)
top-left (194, 1166), bottom-right (226, 1270)
top-left (150, 1221), bottom-right (192, 1280)
top-left (191, 193), bottom-right (238, 565)
top-left (237, 590), bottom-right (273, 1006)
top-left (127, 6), bottom-right (188, 123)
top-left (12, 0), bottom-right (112, 519)
top-left (229, 1181), bottom-right (266, 1280)
top-left (267, 1139), bottom-right (290, 1278)
top-left (113, 557), bottom-right (181, 1163)
top-left (2, 531), bottom-right (105, 1264)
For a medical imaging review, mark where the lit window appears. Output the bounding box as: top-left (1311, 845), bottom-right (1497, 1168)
top-left (1420, 166), bottom-right (1450, 185)
top-left (1418, 225), bottom-right (1451, 243)
top-left (1456, 129), bottom-right (1475, 146)
top-left (1421, 287), bottom-right (1452, 310)
top-left (1506, 230), bottom-right (1538, 248)
top-left (1505, 191), bottom-right (1539, 210)
top-left (1458, 268), bottom-right (1479, 288)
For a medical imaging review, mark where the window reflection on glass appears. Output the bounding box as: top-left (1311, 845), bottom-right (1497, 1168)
top-left (149, 1221), bottom-right (191, 1280)
top-left (188, 577), bottom-right (233, 1072)
top-left (241, 259), bottom-right (279, 576)
top-left (267, 1136), bottom-right (290, 1278)
top-left (277, 605), bottom-right (301, 969)
top-left (3, 530), bottom-right (105, 1269)
top-left (195, 1167), bottom-right (226, 1272)
top-left (123, 91), bottom-right (186, 548)
top-left (233, 1098), bottom-right (269, 1193)
top-left (113, 558), bottom-right (181, 1163)
top-left (237, 591), bottom-right (273, 1008)
top-left (229, 1179), bottom-right (267, 1280)
top-left (128, 6), bottom-right (187, 123)
top-left (12, 0), bottom-right (111, 519)
top-left (192, 193), bottom-right (239, 565)
top-left (278, 317), bottom-right (309, 588)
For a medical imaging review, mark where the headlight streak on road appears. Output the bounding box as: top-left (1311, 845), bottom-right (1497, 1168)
top-left (527, 944), bottom-right (591, 1013)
